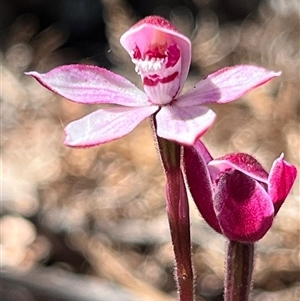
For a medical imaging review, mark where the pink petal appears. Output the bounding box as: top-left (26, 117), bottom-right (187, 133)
top-left (26, 64), bottom-right (150, 107)
top-left (215, 170), bottom-right (274, 242)
top-left (193, 140), bottom-right (213, 164)
top-left (193, 140), bottom-right (220, 182)
top-left (183, 144), bottom-right (221, 233)
top-left (209, 153), bottom-right (269, 184)
top-left (120, 16), bottom-right (191, 100)
top-left (155, 105), bottom-right (216, 145)
top-left (268, 153), bottom-right (297, 214)
top-left (176, 65), bottom-right (281, 107)
top-left (64, 105), bottom-right (158, 147)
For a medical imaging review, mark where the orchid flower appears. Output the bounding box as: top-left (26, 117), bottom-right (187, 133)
top-left (26, 16), bottom-right (281, 147)
top-left (26, 16), bottom-right (286, 301)
top-left (184, 141), bottom-right (297, 242)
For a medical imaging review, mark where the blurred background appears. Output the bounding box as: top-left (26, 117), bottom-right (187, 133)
top-left (1, 0), bottom-right (299, 300)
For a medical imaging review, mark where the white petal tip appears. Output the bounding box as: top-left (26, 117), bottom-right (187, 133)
top-left (273, 70), bottom-right (282, 77)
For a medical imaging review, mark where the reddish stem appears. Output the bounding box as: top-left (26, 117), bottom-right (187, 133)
top-left (156, 135), bottom-right (194, 301)
top-left (224, 240), bottom-right (255, 301)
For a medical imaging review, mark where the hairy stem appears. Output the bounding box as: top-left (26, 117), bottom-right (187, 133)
top-left (156, 134), bottom-right (194, 301)
top-left (224, 240), bottom-right (255, 301)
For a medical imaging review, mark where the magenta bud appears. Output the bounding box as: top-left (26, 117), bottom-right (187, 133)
top-left (184, 144), bottom-right (297, 243)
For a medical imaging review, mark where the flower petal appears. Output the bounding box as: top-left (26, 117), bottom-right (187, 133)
top-left (193, 140), bottom-right (213, 164)
top-left (215, 170), bottom-right (274, 242)
top-left (193, 140), bottom-right (220, 182)
top-left (120, 16), bottom-right (191, 100)
top-left (176, 65), bottom-right (281, 107)
top-left (64, 105), bottom-right (158, 147)
top-left (268, 153), bottom-right (297, 214)
top-left (183, 144), bottom-right (221, 233)
top-left (26, 64), bottom-right (150, 107)
top-left (209, 153), bottom-right (269, 184)
top-left (155, 105), bottom-right (216, 145)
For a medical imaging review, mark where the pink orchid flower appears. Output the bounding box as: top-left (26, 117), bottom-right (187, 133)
top-left (26, 16), bottom-right (280, 147)
top-left (184, 141), bottom-right (297, 242)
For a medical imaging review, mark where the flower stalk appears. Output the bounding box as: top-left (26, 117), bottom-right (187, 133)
top-left (224, 241), bottom-right (255, 301)
top-left (156, 130), bottom-right (194, 301)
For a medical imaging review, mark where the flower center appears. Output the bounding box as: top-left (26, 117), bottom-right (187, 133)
top-left (131, 41), bottom-right (182, 105)
top-left (132, 43), bottom-right (180, 75)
